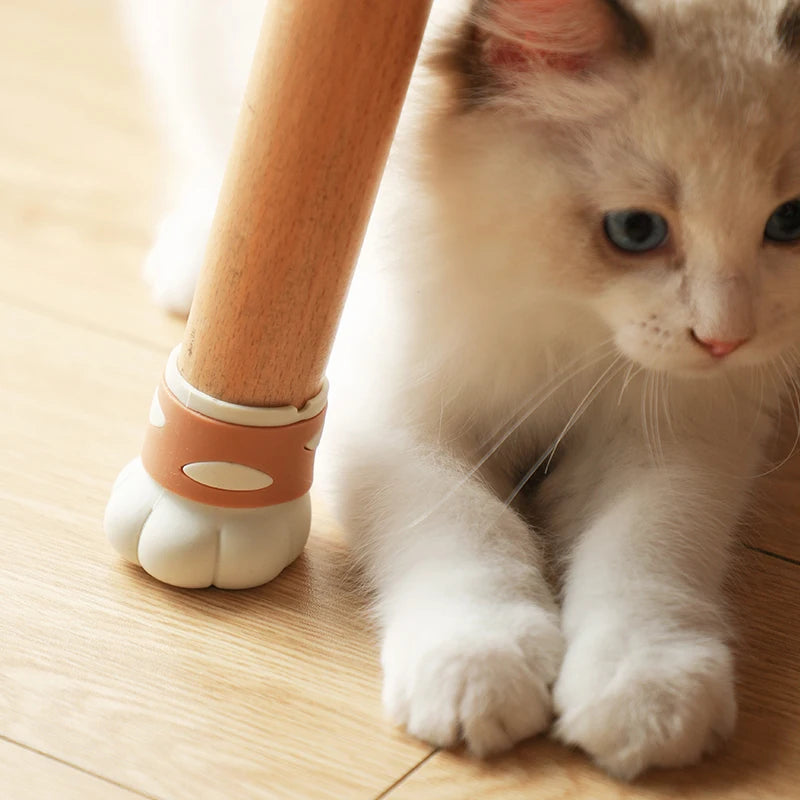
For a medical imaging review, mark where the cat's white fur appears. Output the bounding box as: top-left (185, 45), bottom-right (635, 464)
top-left (123, 0), bottom-right (800, 779)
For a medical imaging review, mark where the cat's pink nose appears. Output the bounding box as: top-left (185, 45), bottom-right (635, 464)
top-left (691, 332), bottom-right (748, 358)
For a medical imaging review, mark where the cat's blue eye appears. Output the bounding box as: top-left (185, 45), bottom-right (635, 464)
top-left (765, 199), bottom-right (800, 243)
top-left (603, 210), bottom-right (669, 254)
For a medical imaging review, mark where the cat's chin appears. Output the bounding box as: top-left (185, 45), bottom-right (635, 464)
top-left (638, 359), bottom-right (756, 382)
top-left (667, 361), bottom-right (735, 380)
top-left (659, 348), bottom-right (786, 379)
top-left (616, 349), bottom-right (724, 380)
top-left (616, 356), bottom-right (754, 383)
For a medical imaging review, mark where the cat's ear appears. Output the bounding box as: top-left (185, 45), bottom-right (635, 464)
top-left (778, 2), bottom-right (800, 58)
top-left (436, 0), bottom-right (650, 107)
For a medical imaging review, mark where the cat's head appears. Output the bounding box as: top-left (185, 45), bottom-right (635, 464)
top-left (425, 0), bottom-right (800, 375)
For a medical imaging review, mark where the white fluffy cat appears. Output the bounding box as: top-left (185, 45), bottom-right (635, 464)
top-left (123, 0), bottom-right (800, 779)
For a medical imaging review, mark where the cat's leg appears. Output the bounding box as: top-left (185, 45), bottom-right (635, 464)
top-left (143, 176), bottom-right (219, 315)
top-left (340, 438), bottom-right (564, 756)
top-left (551, 441), bottom-right (759, 779)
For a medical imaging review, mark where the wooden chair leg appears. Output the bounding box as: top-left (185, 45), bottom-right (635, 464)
top-left (105, 0), bottom-right (433, 590)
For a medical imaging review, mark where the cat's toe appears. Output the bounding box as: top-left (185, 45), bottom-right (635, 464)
top-left (457, 658), bottom-right (554, 756)
top-left (553, 632), bottom-right (736, 780)
top-left (382, 605), bottom-right (564, 756)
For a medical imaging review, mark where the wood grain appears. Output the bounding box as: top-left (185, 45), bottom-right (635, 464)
top-left (0, 0), bottom-right (184, 351)
top-left (181, 0), bottom-right (433, 408)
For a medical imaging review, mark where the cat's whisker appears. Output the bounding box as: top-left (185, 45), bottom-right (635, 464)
top-left (499, 445), bottom-right (557, 517)
top-left (651, 372), bottom-right (662, 466)
top-left (499, 357), bottom-right (628, 515)
top-left (617, 363), bottom-right (644, 406)
top-left (784, 348), bottom-right (800, 394)
top-left (660, 371), bottom-right (677, 444)
top-left (766, 361), bottom-right (785, 431)
top-left (785, 365), bottom-right (800, 443)
top-left (746, 365), bottom-right (767, 442)
top-left (751, 357), bottom-right (800, 479)
top-left (649, 372), bottom-right (662, 466)
top-left (641, 373), bottom-right (650, 461)
top-left (778, 354), bottom-right (800, 424)
top-left (404, 343), bottom-right (619, 530)
top-left (475, 337), bottom-right (617, 454)
top-left (657, 376), bottom-right (665, 459)
top-left (436, 393), bottom-right (445, 446)
top-left (640, 372), bottom-right (655, 466)
top-left (617, 361), bottom-right (636, 406)
top-left (725, 371), bottom-right (743, 433)
top-left (544, 354), bottom-right (627, 474)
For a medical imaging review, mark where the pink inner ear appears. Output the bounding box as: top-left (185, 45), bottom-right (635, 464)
top-left (484, 0), bottom-right (615, 73)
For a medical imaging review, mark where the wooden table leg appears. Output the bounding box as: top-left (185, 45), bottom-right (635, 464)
top-left (182, 0), bottom-right (432, 409)
top-left (104, 0), bottom-right (432, 589)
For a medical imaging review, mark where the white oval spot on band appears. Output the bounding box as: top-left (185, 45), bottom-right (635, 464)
top-left (182, 462), bottom-right (274, 491)
top-left (305, 429), bottom-right (323, 451)
top-left (149, 390), bottom-right (166, 427)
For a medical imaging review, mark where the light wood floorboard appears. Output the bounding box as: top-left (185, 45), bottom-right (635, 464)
top-left (0, 0), bottom-right (183, 349)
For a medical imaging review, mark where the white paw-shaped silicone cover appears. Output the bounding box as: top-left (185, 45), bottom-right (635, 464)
top-left (104, 347), bottom-right (326, 589)
top-left (105, 457), bottom-right (311, 589)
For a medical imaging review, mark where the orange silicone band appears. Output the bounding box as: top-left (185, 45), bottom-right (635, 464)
top-left (141, 378), bottom-right (326, 509)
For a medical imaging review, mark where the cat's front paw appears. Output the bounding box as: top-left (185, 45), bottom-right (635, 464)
top-left (553, 629), bottom-right (736, 780)
top-left (381, 603), bottom-right (564, 756)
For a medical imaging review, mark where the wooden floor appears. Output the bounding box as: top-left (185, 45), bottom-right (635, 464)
top-left (2, 2), bottom-right (800, 798)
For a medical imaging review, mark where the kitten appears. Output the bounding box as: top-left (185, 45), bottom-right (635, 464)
top-left (124, 0), bottom-right (800, 780)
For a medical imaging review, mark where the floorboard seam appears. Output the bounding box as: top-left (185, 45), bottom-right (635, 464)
top-left (744, 544), bottom-right (800, 568)
top-left (0, 734), bottom-right (162, 800)
top-left (372, 750), bottom-right (440, 800)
